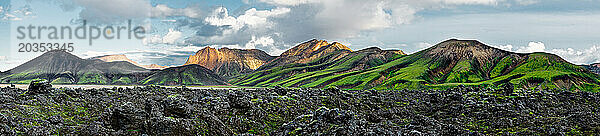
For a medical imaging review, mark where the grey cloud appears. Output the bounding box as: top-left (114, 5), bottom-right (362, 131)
top-left (195, 25), bottom-right (231, 37)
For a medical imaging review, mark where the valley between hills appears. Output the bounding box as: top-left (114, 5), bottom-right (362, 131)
top-left (1, 39), bottom-right (599, 91)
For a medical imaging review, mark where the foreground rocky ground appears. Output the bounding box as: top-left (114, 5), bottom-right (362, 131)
top-left (0, 84), bottom-right (599, 135)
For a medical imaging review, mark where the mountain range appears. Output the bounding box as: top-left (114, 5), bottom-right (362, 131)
top-left (1, 39), bottom-right (599, 91)
top-left (90, 54), bottom-right (168, 70)
top-left (0, 50), bottom-right (222, 85)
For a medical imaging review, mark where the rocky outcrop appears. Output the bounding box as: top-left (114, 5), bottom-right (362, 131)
top-left (184, 47), bottom-right (275, 78)
top-left (26, 79), bottom-right (52, 95)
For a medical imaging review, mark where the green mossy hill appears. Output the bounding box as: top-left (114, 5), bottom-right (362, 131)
top-left (329, 39), bottom-right (600, 91)
top-left (233, 47), bottom-right (405, 88)
top-left (235, 39), bottom-right (600, 91)
top-left (141, 64), bottom-right (227, 86)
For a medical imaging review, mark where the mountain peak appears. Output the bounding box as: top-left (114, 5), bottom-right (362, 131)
top-left (438, 39), bottom-right (486, 47)
top-left (281, 39), bottom-right (352, 57)
top-left (184, 46), bottom-right (275, 78)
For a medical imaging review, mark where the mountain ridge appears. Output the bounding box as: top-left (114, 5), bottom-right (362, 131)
top-left (234, 39), bottom-right (600, 91)
top-left (2, 39), bottom-right (599, 91)
top-left (256, 39), bottom-right (355, 71)
top-left (90, 54), bottom-right (168, 70)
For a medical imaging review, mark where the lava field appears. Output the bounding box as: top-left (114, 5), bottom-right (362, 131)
top-left (1, 85), bottom-right (599, 135)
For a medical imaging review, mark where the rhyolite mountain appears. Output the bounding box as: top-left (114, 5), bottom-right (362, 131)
top-left (235, 39), bottom-right (600, 91)
top-left (256, 39), bottom-right (355, 71)
top-left (90, 54), bottom-right (168, 70)
top-left (233, 39), bottom-right (407, 88)
top-left (140, 64), bottom-right (227, 86)
top-left (184, 47), bottom-right (275, 79)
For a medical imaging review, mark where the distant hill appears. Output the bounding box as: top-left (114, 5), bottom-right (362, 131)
top-left (140, 64), bottom-right (227, 86)
top-left (184, 47), bottom-right (274, 79)
top-left (234, 39), bottom-right (600, 91)
top-left (90, 54), bottom-right (168, 70)
top-left (583, 63), bottom-right (600, 75)
top-left (0, 50), bottom-right (152, 84)
top-left (233, 39), bottom-right (406, 88)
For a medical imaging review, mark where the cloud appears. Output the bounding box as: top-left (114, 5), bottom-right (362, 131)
top-left (516, 42), bottom-right (545, 53)
top-left (416, 42), bottom-right (434, 49)
top-left (550, 46), bottom-right (600, 64)
top-left (143, 28), bottom-right (183, 45)
top-left (258, 0), bottom-right (320, 6)
top-left (514, 0), bottom-right (539, 5)
top-left (501, 41), bottom-right (599, 64)
top-left (60, 0), bottom-right (203, 24)
top-left (162, 29), bottom-right (183, 44)
top-left (183, 7), bottom-right (291, 55)
top-left (2, 5), bottom-right (36, 21)
top-left (492, 44), bottom-right (513, 51)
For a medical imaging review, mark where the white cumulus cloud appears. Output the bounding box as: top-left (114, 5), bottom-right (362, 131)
top-left (143, 28), bottom-right (183, 45)
top-left (550, 46), bottom-right (600, 65)
top-left (492, 44), bottom-right (514, 52)
top-left (516, 42), bottom-right (545, 53)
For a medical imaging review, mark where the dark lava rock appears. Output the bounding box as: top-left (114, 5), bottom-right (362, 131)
top-left (143, 117), bottom-right (195, 135)
top-left (162, 95), bottom-right (191, 118)
top-left (26, 79), bottom-right (52, 95)
top-left (314, 107), bottom-right (352, 124)
top-left (1, 86), bottom-right (599, 135)
top-left (227, 91), bottom-right (251, 109)
top-left (110, 102), bottom-right (146, 132)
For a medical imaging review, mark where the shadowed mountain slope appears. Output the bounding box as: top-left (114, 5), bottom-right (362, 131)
top-left (140, 64), bottom-right (227, 86)
top-left (233, 40), bottom-right (406, 88)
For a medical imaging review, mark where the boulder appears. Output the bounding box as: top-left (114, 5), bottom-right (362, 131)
top-left (26, 79), bottom-right (52, 95)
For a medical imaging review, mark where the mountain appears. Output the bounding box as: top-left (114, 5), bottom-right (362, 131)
top-left (90, 54), bottom-right (168, 70)
top-left (184, 47), bottom-right (275, 78)
top-left (140, 64), bottom-right (227, 86)
top-left (0, 50), bottom-right (152, 84)
top-left (583, 63), bottom-right (600, 75)
top-left (235, 39), bottom-right (600, 91)
top-left (256, 39), bottom-right (353, 71)
top-left (233, 40), bottom-right (406, 88)
top-left (325, 39), bottom-right (600, 91)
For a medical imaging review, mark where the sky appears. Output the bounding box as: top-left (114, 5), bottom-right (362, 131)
top-left (1, 0), bottom-right (600, 71)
